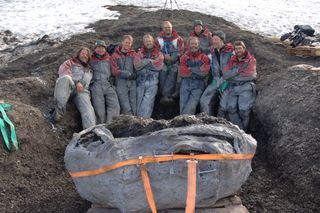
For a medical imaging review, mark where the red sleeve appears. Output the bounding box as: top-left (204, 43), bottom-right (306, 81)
top-left (200, 54), bottom-right (210, 74)
top-left (179, 54), bottom-right (191, 77)
top-left (223, 58), bottom-right (235, 73)
top-left (111, 54), bottom-right (121, 77)
top-left (177, 37), bottom-right (185, 56)
top-left (239, 57), bottom-right (257, 77)
top-left (133, 51), bottom-right (141, 71)
top-left (58, 59), bottom-right (73, 77)
top-left (151, 51), bottom-right (164, 71)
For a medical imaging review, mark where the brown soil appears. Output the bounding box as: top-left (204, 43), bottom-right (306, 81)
top-left (0, 5), bottom-right (319, 213)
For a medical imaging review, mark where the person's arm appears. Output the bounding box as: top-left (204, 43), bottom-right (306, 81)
top-left (147, 51), bottom-right (164, 71)
top-left (58, 59), bottom-right (73, 77)
top-left (111, 54), bottom-right (132, 79)
top-left (238, 58), bottom-right (257, 77)
top-left (190, 55), bottom-right (210, 77)
top-left (179, 54), bottom-right (191, 77)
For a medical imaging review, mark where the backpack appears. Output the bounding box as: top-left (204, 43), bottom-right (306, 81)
top-left (106, 44), bottom-right (118, 55)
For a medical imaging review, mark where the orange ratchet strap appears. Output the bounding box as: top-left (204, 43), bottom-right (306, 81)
top-left (185, 160), bottom-right (198, 213)
top-left (140, 164), bottom-right (157, 213)
top-left (69, 153), bottom-right (254, 178)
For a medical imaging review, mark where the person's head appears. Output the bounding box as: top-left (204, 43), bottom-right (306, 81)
top-left (143, 34), bottom-right (154, 50)
top-left (189, 37), bottom-right (200, 53)
top-left (77, 47), bottom-right (91, 63)
top-left (212, 31), bottom-right (226, 49)
top-left (193, 19), bottom-right (203, 35)
top-left (121, 35), bottom-right (133, 53)
top-left (234, 40), bottom-right (246, 58)
top-left (94, 40), bottom-right (106, 55)
top-left (162, 21), bottom-right (173, 36)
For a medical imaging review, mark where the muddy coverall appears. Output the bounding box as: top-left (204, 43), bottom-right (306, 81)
top-left (179, 50), bottom-right (210, 115)
top-left (155, 30), bottom-right (184, 99)
top-left (54, 58), bottom-right (96, 129)
top-left (200, 43), bottom-right (234, 116)
top-left (187, 27), bottom-right (213, 54)
top-left (90, 53), bottom-right (120, 124)
top-left (136, 47), bottom-right (164, 118)
top-left (220, 51), bottom-right (257, 131)
top-left (111, 46), bottom-right (139, 115)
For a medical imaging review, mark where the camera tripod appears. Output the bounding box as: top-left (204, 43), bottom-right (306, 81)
top-left (161, 0), bottom-right (181, 20)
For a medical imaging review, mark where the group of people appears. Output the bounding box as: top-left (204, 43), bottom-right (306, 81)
top-left (50, 19), bottom-right (257, 132)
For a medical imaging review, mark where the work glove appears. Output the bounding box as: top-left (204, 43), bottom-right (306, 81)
top-left (127, 72), bottom-right (137, 80)
top-left (119, 70), bottom-right (132, 79)
top-left (191, 67), bottom-right (204, 77)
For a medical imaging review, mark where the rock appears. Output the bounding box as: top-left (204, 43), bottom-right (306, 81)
top-left (65, 115), bottom-right (256, 212)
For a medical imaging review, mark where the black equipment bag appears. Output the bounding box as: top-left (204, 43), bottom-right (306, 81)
top-left (294, 25), bottom-right (315, 36)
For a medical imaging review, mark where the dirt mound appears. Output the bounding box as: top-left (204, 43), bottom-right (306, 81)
top-left (0, 5), bottom-right (319, 213)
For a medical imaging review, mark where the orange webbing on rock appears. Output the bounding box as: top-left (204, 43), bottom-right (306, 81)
top-left (185, 160), bottom-right (198, 213)
top-left (69, 153), bottom-right (255, 178)
top-left (140, 164), bottom-right (157, 213)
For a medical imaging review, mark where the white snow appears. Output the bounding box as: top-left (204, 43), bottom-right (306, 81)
top-left (0, 0), bottom-right (319, 51)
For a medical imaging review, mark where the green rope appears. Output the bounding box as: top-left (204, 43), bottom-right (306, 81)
top-left (0, 103), bottom-right (18, 151)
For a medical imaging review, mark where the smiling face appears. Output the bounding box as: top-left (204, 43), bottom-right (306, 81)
top-left (189, 37), bottom-right (200, 53)
top-left (121, 38), bottom-right (133, 53)
top-left (212, 35), bottom-right (224, 50)
top-left (162, 21), bottom-right (173, 36)
top-left (235, 45), bottom-right (246, 58)
top-left (143, 35), bottom-right (154, 50)
top-left (94, 46), bottom-right (106, 55)
top-left (78, 48), bottom-right (90, 63)
top-left (194, 25), bottom-right (203, 35)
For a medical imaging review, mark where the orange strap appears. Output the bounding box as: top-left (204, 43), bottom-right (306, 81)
top-left (185, 160), bottom-right (197, 213)
top-left (69, 153), bottom-right (254, 178)
top-left (140, 164), bottom-right (157, 213)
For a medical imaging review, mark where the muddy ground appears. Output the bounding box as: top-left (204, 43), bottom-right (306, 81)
top-left (0, 5), bottom-right (319, 213)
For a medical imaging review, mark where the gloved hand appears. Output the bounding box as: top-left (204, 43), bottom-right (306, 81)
top-left (119, 70), bottom-right (132, 79)
top-left (218, 80), bottom-right (229, 93)
top-left (128, 72), bottom-right (137, 80)
top-left (191, 67), bottom-right (204, 77)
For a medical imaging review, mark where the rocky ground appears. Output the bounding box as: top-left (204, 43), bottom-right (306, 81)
top-left (0, 5), bottom-right (319, 213)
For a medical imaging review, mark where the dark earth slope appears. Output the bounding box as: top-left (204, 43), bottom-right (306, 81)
top-left (0, 5), bottom-right (319, 213)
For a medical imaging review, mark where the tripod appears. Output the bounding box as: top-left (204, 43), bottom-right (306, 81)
top-left (163, 0), bottom-right (180, 10)
top-left (161, 0), bottom-right (181, 20)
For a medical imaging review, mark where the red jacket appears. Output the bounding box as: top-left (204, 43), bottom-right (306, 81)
top-left (224, 51), bottom-right (256, 77)
top-left (223, 51), bottom-right (257, 81)
top-left (137, 46), bottom-right (164, 71)
top-left (155, 30), bottom-right (185, 57)
top-left (187, 27), bottom-right (213, 53)
top-left (111, 46), bottom-right (139, 77)
top-left (179, 50), bottom-right (210, 77)
top-left (58, 57), bottom-right (91, 77)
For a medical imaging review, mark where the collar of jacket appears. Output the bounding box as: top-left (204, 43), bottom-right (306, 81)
top-left (72, 57), bottom-right (91, 69)
top-left (115, 46), bottom-right (136, 56)
top-left (158, 30), bottom-right (180, 40)
top-left (140, 45), bottom-right (160, 56)
top-left (186, 49), bottom-right (203, 57)
top-left (92, 52), bottom-right (110, 61)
